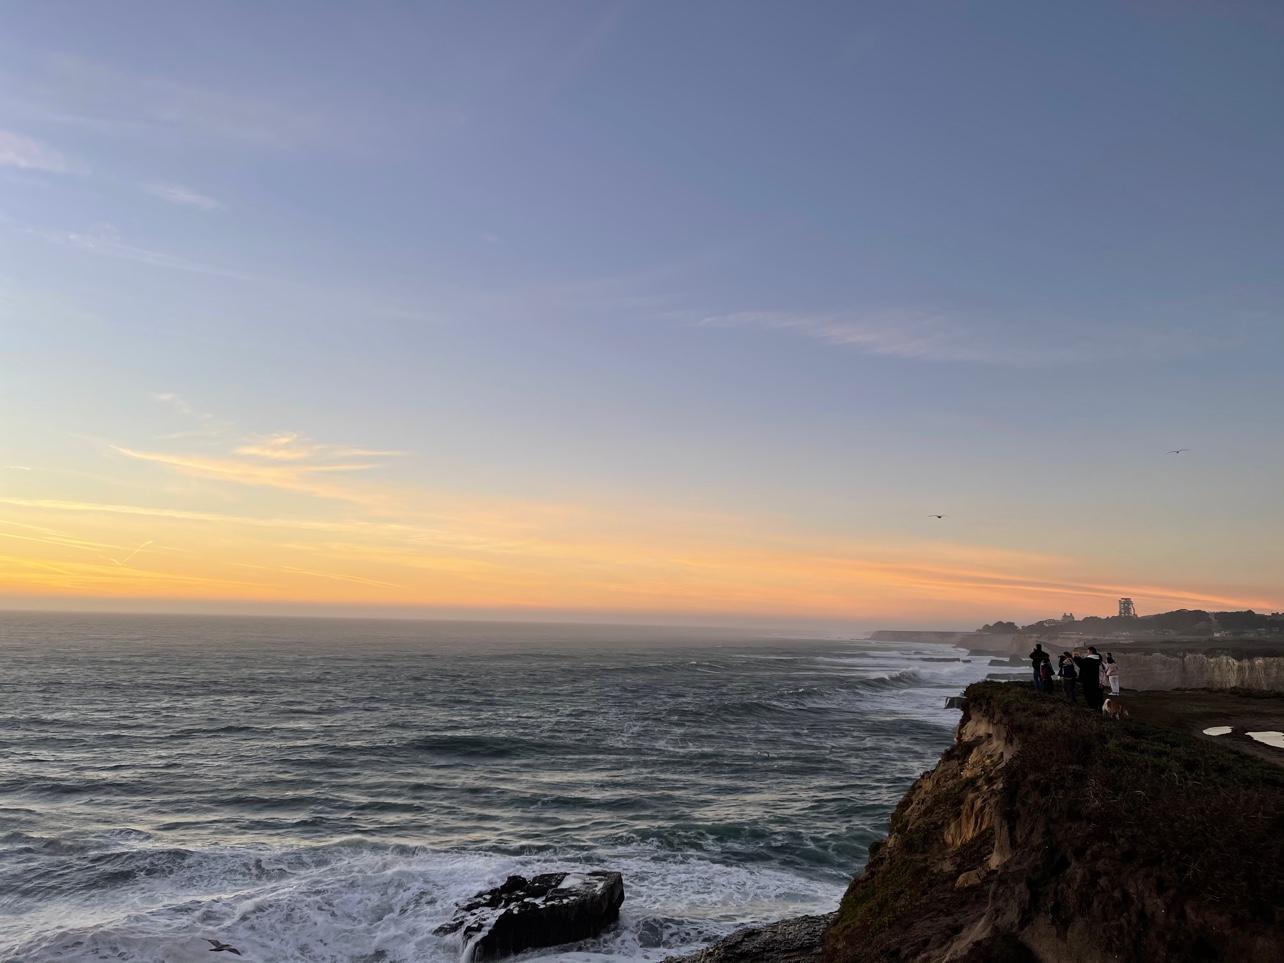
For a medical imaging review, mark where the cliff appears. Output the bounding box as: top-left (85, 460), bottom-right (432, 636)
top-left (670, 682), bottom-right (1284, 962)
top-left (826, 682), bottom-right (1283, 961)
top-left (1117, 651), bottom-right (1284, 691)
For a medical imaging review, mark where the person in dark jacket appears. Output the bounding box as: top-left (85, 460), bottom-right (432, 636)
top-left (1058, 652), bottom-right (1077, 703)
top-left (1039, 658), bottom-right (1054, 691)
top-left (1074, 646), bottom-right (1104, 709)
top-left (1029, 643), bottom-right (1048, 691)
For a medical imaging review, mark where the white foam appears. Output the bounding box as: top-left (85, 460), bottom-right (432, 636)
top-left (0, 842), bottom-right (843, 963)
top-left (1202, 726), bottom-right (1233, 736)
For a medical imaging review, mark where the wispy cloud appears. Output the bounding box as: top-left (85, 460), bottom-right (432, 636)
top-left (6, 406), bottom-right (1279, 618)
top-left (150, 392), bottom-right (232, 440)
top-left (0, 520), bottom-right (167, 572)
top-left (697, 310), bottom-right (1247, 366)
top-left (152, 392), bottom-right (194, 416)
top-left (28, 54), bottom-right (328, 148)
top-left (235, 432), bottom-right (404, 462)
top-left (4, 493), bottom-right (1277, 616)
top-left (275, 564), bottom-right (401, 589)
top-left (0, 496), bottom-right (378, 533)
top-left (2, 130), bottom-right (221, 212)
top-left (146, 182), bottom-right (222, 211)
top-left (108, 419), bottom-right (405, 505)
top-left (40, 222), bottom-right (252, 279)
top-left (0, 128), bottom-right (73, 173)
top-left (0, 549), bottom-right (262, 594)
top-left (697, 311), bottom-right (1078, 366)
top-left (110, 445), bottom-right (383, 503)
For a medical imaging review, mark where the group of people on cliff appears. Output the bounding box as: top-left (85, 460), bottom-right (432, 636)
top-left (1029, 642), bottom-right (1118, 708)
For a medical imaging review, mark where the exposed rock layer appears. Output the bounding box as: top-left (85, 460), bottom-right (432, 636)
top-left (669, 683), bottom-right (1283, 962)
top-left (824, 683), bottom-right (1284, 961)
top-left (1118, 652), bottom-right (1284, 691)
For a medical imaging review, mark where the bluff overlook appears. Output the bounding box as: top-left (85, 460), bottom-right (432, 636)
top-left (671, 681), bottom-right (1284, 962)
top-left (877, 608), bottom-right (1284, 692)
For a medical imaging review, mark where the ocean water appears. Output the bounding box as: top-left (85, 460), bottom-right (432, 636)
top-left (0, 613), bottom-right (981, 962)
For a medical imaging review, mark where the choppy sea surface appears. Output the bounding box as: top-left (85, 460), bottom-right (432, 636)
top-left (0, 613), bottom-right (982, 962)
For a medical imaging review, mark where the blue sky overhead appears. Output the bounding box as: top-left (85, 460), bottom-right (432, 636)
top-left (2, 1), bottom-right (1282, 627)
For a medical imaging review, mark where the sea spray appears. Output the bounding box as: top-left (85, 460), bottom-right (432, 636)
top-left (0, 613), bottom-right (984, 962)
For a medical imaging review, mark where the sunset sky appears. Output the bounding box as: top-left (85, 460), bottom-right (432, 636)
top-left (2, 2), bottom-right (1282, 629)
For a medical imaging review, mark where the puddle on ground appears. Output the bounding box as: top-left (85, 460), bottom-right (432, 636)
top-left (1245, 730), bottom-right (1284, 750)
top-left (1202, 726), bottom-right (1233, 736)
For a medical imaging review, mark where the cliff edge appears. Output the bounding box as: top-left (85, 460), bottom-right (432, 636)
top-left (825, 682), bottom-right (1283, 962)
top-left (670, 682), bottom-right (1283, 962)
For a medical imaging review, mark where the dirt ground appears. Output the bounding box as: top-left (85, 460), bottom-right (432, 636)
top-left (1117, 688), bottom-right (1284, 768)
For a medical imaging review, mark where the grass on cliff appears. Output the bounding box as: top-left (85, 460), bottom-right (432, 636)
top-left (962, 682), bottom-right (1284, 907)
top-left (968, 680), bottom-right (1283, 790)
top-left (828, 681), bottom-right (1284, 960)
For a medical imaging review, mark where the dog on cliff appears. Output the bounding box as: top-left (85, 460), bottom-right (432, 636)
top-left (1102, 697), bottom-right (1130, 720)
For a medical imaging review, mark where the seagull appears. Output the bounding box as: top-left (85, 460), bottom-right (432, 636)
top-left (1167, 449), bottom-right (1189, 454)
top-left (206, 940), bottom-right (243, 956)
top-left (928, 514), bottom-right (946, 519)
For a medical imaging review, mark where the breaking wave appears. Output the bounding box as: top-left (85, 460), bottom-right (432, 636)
top-left (0, 615), bottom-right (983, 962)
top-left (1, 840), bottom-right (843, 963)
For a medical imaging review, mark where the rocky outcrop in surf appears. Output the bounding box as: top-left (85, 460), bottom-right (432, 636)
top-left (660, 913), bottom-right (832, 962)
top-left (433, 870), bottom-right (624, 960)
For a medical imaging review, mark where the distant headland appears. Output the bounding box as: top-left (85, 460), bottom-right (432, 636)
top-left (976, 606), bottom-right (1284, 642)
top-left (871, 606), bottom-right (1284, 694)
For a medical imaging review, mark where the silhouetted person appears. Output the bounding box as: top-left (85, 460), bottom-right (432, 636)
top-left (1075, 646), bottom-right (1104, 709)
top-left (1029, 643), bottom-right (1048, 691)
top-left (1058, 652), bottom-right (1077, 703)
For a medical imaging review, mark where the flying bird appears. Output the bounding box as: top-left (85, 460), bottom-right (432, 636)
top-left (1167, 449), bottom-right (1189, 454)
top-left (206, 940), bottom-right (242, 956)
top-left (928, 514), bottom-right (946, 519)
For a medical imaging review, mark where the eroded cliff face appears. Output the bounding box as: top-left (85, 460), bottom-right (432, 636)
top-left (1119, 652), bottom-right (1284, 691)
top-left (823, 683), bottom-right (1284, 963)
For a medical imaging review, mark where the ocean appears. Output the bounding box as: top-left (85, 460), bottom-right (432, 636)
top-left (0, 613), bottom-right (983, 962)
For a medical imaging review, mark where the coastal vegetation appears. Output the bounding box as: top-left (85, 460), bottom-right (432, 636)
top-left (979, 609), bottom-right (1284, 639)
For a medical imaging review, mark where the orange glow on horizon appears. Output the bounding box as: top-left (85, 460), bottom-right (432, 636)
top-left (1, 485), bottom-right (1276, 625)
top-left (1, 431), bottom-right (1277, 625)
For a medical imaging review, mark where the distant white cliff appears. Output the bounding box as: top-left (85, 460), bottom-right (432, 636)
top-left (1118, 652), bottom-right (1284, 692)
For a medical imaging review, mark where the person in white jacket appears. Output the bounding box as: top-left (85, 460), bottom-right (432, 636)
top-left (1104, 654), bottom-right (1121, 695)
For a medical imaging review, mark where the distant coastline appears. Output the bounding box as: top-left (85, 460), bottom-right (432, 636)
top-left (866, 608), bottom-right (1284, 693)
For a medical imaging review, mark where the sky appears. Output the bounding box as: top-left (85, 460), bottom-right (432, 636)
top-left (2, 1), bottom-right (1282, 630)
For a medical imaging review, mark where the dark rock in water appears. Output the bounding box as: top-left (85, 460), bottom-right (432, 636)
top-left (434, 871), bottom-right (624, 960)
top-left (661, 913), bottom-right (833, 962)
top-left (944, 696), bottom-right (967, 709)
